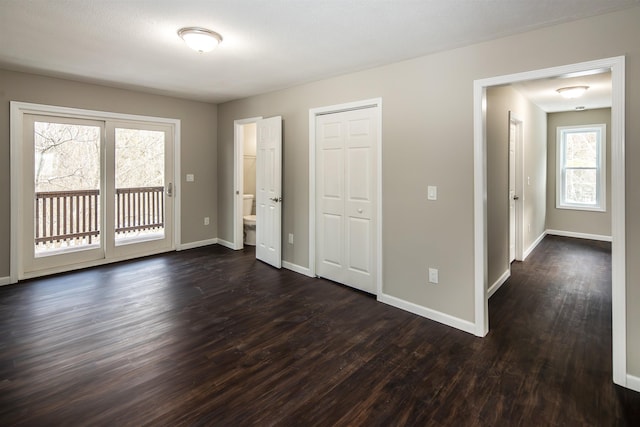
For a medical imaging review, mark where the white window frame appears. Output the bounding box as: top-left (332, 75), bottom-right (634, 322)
top-left (556, 124), bottom-right (606, 212)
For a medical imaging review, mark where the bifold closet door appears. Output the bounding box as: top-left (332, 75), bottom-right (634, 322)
top-left (315, 107), bottom-right (377, 294)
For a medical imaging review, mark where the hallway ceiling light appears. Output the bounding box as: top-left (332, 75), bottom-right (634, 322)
top-left (178, 27), bottom-right (223, 53)
top-left (556, 85), bottom-right (589, 99)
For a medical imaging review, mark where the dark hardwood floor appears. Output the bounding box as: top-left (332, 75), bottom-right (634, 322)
top-left (1, 236), bottom-right (638, 426)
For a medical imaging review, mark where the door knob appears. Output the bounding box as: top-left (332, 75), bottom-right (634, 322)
top-left (513, 195), bottom-right (519, 200)
top-left (270, 196), bottom-right (282, 203)
top-left (357, 208), bottom-right (363, 213)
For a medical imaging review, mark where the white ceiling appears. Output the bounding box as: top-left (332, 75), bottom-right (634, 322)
top-left (512, 71), bottom-right (612, 113)
top-left (0, 0), bottom-right (636, 104)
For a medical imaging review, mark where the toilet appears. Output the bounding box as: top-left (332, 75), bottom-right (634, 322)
top-left (243, 194), bottom-right (256, 246)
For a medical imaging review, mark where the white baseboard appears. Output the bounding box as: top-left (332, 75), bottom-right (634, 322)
top-left (523, 231), bottom-right (547, 260)
top-left (0, 276), bottom-right (12, 286)
top-left (488, 269), bottom-right (510, 298)
top-left (546, 229), bottom-right (612, 242)
top-left (178, 238), bottom-right (218, 250)
top-left (282, 261), bottom-right (314, 277)
top-left (626, 374), bottom-right (640, 393)
top-left (215, 239), bottom-right (236, 250)
top-left (377, 293), bottom-right (476, 335)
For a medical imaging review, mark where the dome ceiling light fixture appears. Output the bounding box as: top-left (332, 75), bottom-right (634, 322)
top-left (178, 27), bottom-right (223, 53)
top-left (556, 85), bottom-right (589, 99)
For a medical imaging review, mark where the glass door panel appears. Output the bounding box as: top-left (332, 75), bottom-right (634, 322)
top-left (114, 128), bottom-right (166, 245)
top-left (34, 121), bottom-right (102, 255)
top-left (23, 115), bottom-right (105, 275)
top-left (106, 121), bottom-right (173, 259)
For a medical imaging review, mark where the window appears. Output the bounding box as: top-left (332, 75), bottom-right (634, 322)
top-left (556, 124), bottom-right (606, 211)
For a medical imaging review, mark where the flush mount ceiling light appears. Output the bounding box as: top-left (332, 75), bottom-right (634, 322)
top-left (556, 85), bottom-right (589, 99)
top-left (178, 27), bottom-right (223, 53)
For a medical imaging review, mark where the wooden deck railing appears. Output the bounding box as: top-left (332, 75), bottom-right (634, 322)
top-left (35, 186), bottom-right (164, 247)
top-left (115, 186), bottom-right (164, 234)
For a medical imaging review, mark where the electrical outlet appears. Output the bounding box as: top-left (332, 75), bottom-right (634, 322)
top-left (186, 174), bottom-right (195, 182)
top-left (204, 217), bottom-right (210, 225)
top-left (428, 268), bottom-right (439, 284)
top-left (288, 233), bottom-right (294, 244)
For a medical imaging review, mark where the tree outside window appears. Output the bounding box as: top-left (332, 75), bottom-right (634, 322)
top-left (556, 124), bottom-right (606, 211)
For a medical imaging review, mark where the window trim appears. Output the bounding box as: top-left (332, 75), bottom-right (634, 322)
top-left (556, 124), bottom-right (606, 212)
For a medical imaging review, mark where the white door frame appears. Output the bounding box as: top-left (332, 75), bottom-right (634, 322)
top-left (309, 98), bottom-right (383, 295)
top-left (233, 117), bottom-right (262, 250)
top-left (473, 56), bottom-right (627, 386)
top-left (10, 101), bottom-right (181, 283)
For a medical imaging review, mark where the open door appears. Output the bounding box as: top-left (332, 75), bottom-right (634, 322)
top-left (508, 111), bottom-right (523, 263)
top-left (255, 116), bottom-right (282, 268)
top-left (509, 117), bottom-right (517, 263)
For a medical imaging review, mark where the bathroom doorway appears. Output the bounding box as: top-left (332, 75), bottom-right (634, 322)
top-left (233, 116), bottom-right (283, 269)
top-left (233, 117), bottom-right (260, 250)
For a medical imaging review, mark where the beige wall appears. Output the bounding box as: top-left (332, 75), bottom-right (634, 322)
top-left (217, 7), bottom-right (640, 376)
top-left (486, 85), bottom-right (547, 288)
top-left (0, 69), bottom-right (218, 275)
top-left (546, 108), bottom-right (612, 236)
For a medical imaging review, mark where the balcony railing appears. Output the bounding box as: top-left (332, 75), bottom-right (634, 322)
top-left (35, 186), bottom-right (164, 248)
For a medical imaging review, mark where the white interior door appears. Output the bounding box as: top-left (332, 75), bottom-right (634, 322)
top-left (509, 120), bottom-right (517, 263)
top-left (508, 112), bottom-right (523, 263)
top-left (255, 116), bottom-right (282, 268)
top-left (316, 107), bottom-right (377, 294)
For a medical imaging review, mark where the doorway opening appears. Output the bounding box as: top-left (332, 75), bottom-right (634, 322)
top-left (473, 56), bottom-right (626, 386)
top-left (508, 112), bottom-right (523, 265)
top-left (234, 120), bottom-right (258, 250)
top-left (233, 117), bottom-right (261, 250)
top-left (233, 116), bottom-right (283, 268)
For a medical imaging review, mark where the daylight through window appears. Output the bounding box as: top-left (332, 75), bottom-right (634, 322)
top-left (556, 124), bottom-right (606, 211)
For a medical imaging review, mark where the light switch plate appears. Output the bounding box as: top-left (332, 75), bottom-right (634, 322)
top-left (427, 186), bottom-right (437, 200)
top-left (186, 174), bottom-right (195, 182)
top-left (428, 268), bottom-right (439, 284)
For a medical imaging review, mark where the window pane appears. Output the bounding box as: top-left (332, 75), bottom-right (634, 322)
top-left (565, 131), bottom-right (597, 168)
top-left (565, 168), bottom-right (597, 205)
top-left (34, 122), bottom-right (100, 191)
top-left (34, 121), bottom-right (101, 255)
top-left (115, 129), bottom-right (164, 188)
top-left (114, 128), bottom-right (165, 244)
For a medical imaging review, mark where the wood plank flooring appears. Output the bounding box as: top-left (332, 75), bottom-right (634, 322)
top-left (0, 236), bottom-right (638, 426)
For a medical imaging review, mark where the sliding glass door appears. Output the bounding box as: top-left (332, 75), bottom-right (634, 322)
top-left (22, 115), bottom-right (174, 277)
